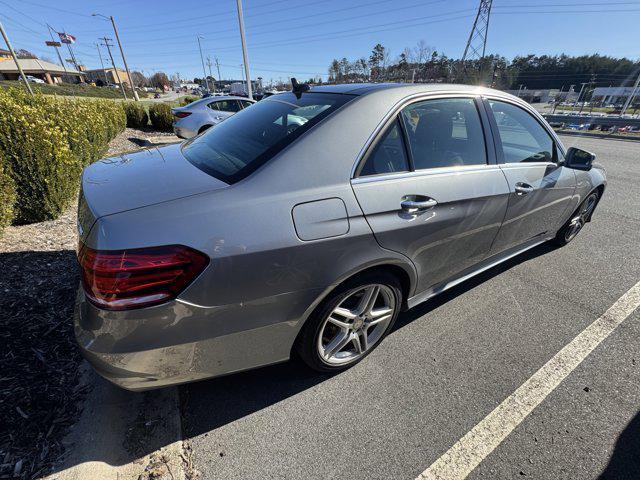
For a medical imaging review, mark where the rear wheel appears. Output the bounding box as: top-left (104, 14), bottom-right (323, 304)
top-left (296, 271), bottom-right (402, 373)
top-left (554, 191), bottom-right (600, 246)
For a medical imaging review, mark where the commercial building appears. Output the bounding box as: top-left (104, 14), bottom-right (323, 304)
top-left (0, 57), bottom-right (83, 84)
top-left (591, 86), bottom-right (638, 106)
top-left (83, 67), bottom-right (130, 87)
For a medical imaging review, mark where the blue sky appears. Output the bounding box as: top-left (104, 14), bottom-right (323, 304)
top-left (1, 0), bottom-right (639, 83)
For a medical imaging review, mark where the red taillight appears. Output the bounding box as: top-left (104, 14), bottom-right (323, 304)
top-left (174, 112), bottom-right (192, 118)
top-left (78, 245), bottom-right (209, 310)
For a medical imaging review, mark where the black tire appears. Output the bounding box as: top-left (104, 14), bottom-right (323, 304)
top-left (296, 270), bottom-right (403, 373)
top-left (553, 190), bottom-right (600, 246)
top-left (198, 124), bottom-right (212, 134)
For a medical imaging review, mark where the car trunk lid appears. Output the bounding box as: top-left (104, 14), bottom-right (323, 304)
top-left (78, 143), bottom-right (228, 241)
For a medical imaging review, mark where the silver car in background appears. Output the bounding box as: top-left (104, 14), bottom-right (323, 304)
top-left (75, 83), bottom-right (605, 390)
top-left (171, 95), bottom-right (255, 138)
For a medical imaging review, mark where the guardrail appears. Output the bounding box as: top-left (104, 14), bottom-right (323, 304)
top-left (543, 114), bottom-right (640, 128)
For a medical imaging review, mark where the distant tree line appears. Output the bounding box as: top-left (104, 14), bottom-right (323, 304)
top-left (326, 42), bottom-right (640, 91)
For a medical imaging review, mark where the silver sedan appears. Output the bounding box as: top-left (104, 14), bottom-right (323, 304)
top-left (171, 95), bottom-right (255, 138)
top-left (76, 83), bottom-right (606, 390)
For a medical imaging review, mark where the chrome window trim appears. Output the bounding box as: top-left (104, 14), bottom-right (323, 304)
top-left (351, 162), bottom-right (502, 185)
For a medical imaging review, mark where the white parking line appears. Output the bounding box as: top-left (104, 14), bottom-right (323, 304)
top-left (417, 280), bottom-right (640, 480)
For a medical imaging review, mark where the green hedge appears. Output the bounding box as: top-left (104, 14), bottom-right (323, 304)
top-left (180, 95), bottom-right (199, 106)
top-left (0, 88), bottom-right (125, 225)
top-left (124, 101), bottom-right (149, 128)
top-left (149, 103), bottom-right (173, 131)
top-left (0, 160), bottom-right (15, 234)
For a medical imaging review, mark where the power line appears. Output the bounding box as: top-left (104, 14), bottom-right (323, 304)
top-left (121, 0), bottom-right (450, 47)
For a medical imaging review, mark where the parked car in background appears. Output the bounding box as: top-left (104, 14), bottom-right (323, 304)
top-left (75, 83), bottom-right (606, 390)
top-left (25, 75), bottom-right (45, 84)
top-left (171, 95), bottom-right (255, 138)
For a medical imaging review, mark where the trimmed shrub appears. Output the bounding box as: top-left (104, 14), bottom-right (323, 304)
top-left (0, 160), bottom-right (15, 233)
top-left (123, 101), bottom-right (149, 128)
top-left (180, 95), bottom-right (199, 106)
top-left (0, 88), bottom-right (125, 224)
top-left (149, 103), bottom-right (173, 131)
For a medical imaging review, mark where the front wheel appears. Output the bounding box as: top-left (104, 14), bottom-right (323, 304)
top-left (554, 191), bottom-right (600, 246)
top-left (296, 272), bottom-right (402, 373)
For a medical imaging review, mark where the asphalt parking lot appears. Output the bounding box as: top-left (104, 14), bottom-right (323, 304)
top-left (176, 135), bottom-right (640, 480)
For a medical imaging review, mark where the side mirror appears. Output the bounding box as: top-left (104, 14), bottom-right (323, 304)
top-left (565, 147), bottom-right (595, 171)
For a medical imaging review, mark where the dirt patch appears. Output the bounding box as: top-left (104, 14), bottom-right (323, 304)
top-left (0, 127), bottom-right (174, 479)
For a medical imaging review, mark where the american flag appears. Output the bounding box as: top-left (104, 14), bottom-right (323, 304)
top-left (58, 32), bottom-right (76, 44)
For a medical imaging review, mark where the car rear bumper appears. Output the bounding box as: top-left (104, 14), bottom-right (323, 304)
top-left (73, 285), bottom-right (323, 391)
top-left (173, 125), bottom-right (195, 139)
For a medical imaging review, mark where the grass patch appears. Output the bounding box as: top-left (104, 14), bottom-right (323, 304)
top-left (0, 80), bottom-right (149, 99)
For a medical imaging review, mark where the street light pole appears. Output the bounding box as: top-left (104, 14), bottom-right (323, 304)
top-left (236, 0), bottom-right (253, 99)
top-left (197, 36), bottom-right (210, 93)
top-left (0, 21), bottom-right (33, 95)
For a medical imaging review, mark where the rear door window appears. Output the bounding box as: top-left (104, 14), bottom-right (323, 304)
top-left (359, 119), bottom-right (409, 176)
top-left (208, 100), bottom-right (241, 112)
top-left (182, 92), bottom-right (354, 183)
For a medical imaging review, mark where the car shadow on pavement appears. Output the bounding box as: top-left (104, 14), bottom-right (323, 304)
top-left (180, 242), bottom-right (561, 439)
top-left (599, 411), bottom-right (640, 479)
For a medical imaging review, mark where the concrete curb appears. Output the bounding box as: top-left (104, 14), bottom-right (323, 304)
top-left (141, 136), bottom-right (182, 147)
top-left (43, 362), bottom-right (185, 480)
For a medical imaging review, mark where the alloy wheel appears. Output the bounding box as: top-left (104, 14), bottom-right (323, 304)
top-left (317, 284), bottom-right (396, 366)
top-left (565, 193), bottom-right (598, 243)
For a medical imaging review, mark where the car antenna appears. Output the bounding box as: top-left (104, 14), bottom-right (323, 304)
top-left (291, 77), bottom-right (309, 98)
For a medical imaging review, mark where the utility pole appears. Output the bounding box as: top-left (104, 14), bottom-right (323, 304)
top-left (581, 73), bottom-right (596, 115)
top-left (93, 13), bottom-right (139, 100)
top-left (197, 36), bottom-right (210, 93)
top-left (95, 43), bottom-right (109, 84)
top-left (101, 37), bottom-right (127, 100)
top-left (0, 21), bottom-right (33, 95)
top-left (206, 55), bottom-right (215, 93)
top-left (215, 57), bottom-right (222, 83)
top-left (236, 0), bottom-right (253, 99)
top-left (620, 70), bottom-right (640, 117)
top-left (573, 82), bottom-right (588, 109)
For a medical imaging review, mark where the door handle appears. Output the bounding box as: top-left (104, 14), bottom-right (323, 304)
top-left (401, 197), bottom-right (438, 212)
top-left (514, 182), bottom-right (534, 195)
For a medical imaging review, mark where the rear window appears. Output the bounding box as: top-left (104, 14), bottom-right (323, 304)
top-left (181, 92), bottom-right (354, 183)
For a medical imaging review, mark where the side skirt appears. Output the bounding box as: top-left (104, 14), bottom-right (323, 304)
top-left (406, 237), bottom-right (551, 309)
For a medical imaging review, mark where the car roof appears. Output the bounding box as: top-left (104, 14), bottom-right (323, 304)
top-left (306, 82), bottom-right (515, 99)
top-left (182, 95), bottom-right (253, 108)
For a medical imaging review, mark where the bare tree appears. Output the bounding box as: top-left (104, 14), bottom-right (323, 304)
top-left (412, 40), bottom-right (434, 65)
